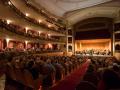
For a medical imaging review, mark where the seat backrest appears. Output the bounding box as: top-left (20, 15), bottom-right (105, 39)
top-left (109, 88), bottom-right (120, 90)
top-left (83, 73), bottom-right (98, 85)
top-left (6, 65), bottom-right (16, 80)
top-left (23, 70), bottom-right (34, 88)
top-left (14, 68), bottom-right (26, 85)
top-left (76, 81), bottom-right (97, 90)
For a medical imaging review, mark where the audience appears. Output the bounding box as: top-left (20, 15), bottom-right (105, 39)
top-left (1, 2), bottom-right (66, 34)
top-left (0, 54), bottom-right (85, 90)
top-left (77, 56), bottom-right (120, 90)
top-left (98, 69), bottom-right (120, 90)
top-left (1, 47), bottom-right (120, 90)
top-left (0, 19), bottom-right (63, 42)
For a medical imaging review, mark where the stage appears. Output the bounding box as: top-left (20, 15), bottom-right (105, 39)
top-left (75, 54), bottom-right (112, 58)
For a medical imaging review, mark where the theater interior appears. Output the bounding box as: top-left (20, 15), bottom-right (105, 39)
top-left (0, 0), bottom-right (120, 90)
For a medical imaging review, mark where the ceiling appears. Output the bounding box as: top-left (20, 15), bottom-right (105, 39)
top-left (30, 0), bottom-right (120, 25)
top-left (32, 0), bottom-right (112, 17)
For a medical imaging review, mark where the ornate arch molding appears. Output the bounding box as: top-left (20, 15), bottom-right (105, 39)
top-left (65, 7), bottom-right (119, 26)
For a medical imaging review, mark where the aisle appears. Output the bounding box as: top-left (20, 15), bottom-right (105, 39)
top-left (51, 60), bottom-right (90, 90)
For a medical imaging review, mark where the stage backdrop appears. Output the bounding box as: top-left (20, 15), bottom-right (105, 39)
top-left (75, 39), bottom-right (111, 51)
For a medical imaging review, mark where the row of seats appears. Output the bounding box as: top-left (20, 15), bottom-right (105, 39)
top-left (76, 56), bottom-right (120, 90)
top-left (3, 55), bottom-right (85, 90)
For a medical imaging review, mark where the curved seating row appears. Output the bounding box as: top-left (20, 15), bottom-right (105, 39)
top-left (4, 55), bottom-right (85, 90)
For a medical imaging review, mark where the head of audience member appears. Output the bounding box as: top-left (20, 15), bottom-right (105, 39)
top-left (102, 69), bottom-right (120, 89)
top-left (87, 64), bottom-right (94, 73)
top-left (112, 64), bottom-right (120, 73)
top-left (46, 59), bottom-right (51, 64)
top-left (27, 60), bottom-right (34, 69)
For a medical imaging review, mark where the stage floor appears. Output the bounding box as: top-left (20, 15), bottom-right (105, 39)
top-left (75, 54), bottom-right (112, 58)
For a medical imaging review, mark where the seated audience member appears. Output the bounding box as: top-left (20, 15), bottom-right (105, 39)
top-left (76, 81), bottom-right (97, 90)
top-left (97, 69), bottom-right (120, 90)
top-left (42, 59), bottom-right (55, 87)
top-left (26, 61), bottom-right (39, 80)
top-left (52, 60), bottom-right (64, 81)
top-left (112, 63), bottom-right (120, 76)
top-left (83, 64), bottom-right (98, 86)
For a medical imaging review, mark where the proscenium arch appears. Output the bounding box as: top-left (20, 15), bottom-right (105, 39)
top-left (73, 17), bottom-right (113, 30)
top-left (65, 7), bottom-right (120, 26)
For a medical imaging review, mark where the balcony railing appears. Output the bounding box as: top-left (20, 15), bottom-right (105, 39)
top-left (3, 0), bottom-right (66, 34)
top-left (24, 0), bottom-right (65, 27)
top-left (0, 19), bottom-right (65, 43)
top-left (0, 49), bottom-right (63, 59)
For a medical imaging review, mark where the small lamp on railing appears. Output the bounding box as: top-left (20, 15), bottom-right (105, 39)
top-left (48, 43), bottom-right (52, 49)
top-left (25, 13), bottom-right (29, 17)
top-left (38, 31), bottom-right (41, 36)
top-left (48, 34), bottom-right (51, 38)
top-left (41, 10), bottom-right (45, 13)
top-left (25, 27), bottom-right (28, 33)
top-left (6, 38), bottom-right (10, 47)
top-left (38, 20), bottom-right (42, 23)
top-left (6, 20), bottom-right (12, 24)
top-left (25, 41), bottom-right (28, 49)
top-left (48, 24), bottom-right (52, 28)
top-left (8, 1), bottom-right (12, 5)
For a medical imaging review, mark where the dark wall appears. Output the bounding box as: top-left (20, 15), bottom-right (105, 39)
top-left (74, 17), bottom-right (113, 40)
top-left (75, 29), bottom-right (111, 40)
